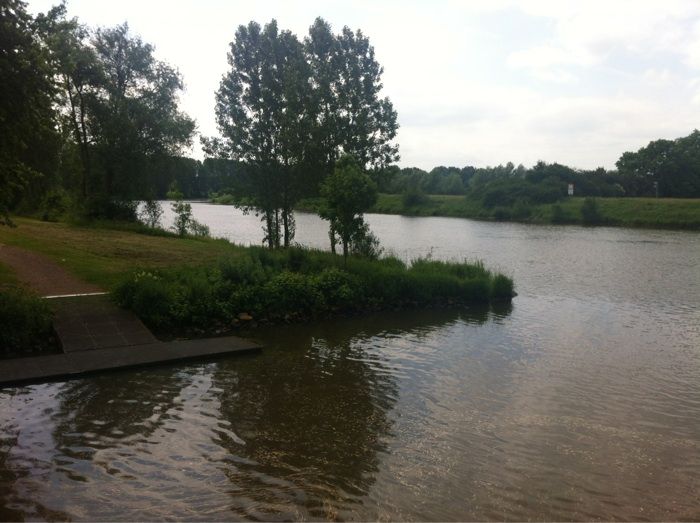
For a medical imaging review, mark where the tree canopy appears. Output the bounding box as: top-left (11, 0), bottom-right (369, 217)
top-left (616, 130), bottom-right (700, 197)
top-left (0, 0), bottom-right (58, 224)
top-left (1, 3), bottom-right (195, 222)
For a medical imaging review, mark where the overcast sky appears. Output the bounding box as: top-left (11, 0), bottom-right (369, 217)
top-left (26, 0), bottom-right (700, 170)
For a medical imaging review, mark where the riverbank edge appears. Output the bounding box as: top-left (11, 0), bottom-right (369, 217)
top-left (0, 219), bottom-right (515, 351)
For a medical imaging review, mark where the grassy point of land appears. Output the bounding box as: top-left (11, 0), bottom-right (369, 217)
top-left (1, 218), bottom-right (514, 338)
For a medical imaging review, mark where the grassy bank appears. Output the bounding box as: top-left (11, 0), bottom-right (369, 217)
top-left (267, 194), bottom-right (700, 230)
top-left (0, 218), bottom-right (238, 288)
top-left (367, 195), bottom-right (700, 229)
top-left (1, 218), bottom-right (514, 337)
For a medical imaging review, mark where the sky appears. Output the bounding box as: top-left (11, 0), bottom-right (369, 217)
top-left (25, 0), bottom-right (700, 170)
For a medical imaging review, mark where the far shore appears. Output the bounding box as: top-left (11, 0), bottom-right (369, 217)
top-left (207, 194), bottom-right (700, 231)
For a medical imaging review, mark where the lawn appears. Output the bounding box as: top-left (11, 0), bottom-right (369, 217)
top-left (0, 218), bottom-right (245, 289)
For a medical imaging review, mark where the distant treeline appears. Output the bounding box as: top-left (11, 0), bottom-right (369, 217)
top-left (202, 129), bottom-right (700, 206)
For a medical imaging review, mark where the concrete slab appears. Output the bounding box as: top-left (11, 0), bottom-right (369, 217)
top-left (50, 295), bottom-right (158, 352)
top-left (0, 294), bottom-right (261, 388)
top-left (0, 336), bottom-right (261, 388)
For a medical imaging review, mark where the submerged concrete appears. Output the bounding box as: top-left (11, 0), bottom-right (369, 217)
top-left (0, 295), bottom-right (261, 388)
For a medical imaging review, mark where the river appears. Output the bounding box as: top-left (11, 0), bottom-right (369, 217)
top-left (1, 202), bottom-right (699, 520)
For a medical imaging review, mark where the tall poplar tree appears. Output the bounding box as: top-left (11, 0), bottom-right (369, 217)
top-left (210, 17), bottom-right (398, 248)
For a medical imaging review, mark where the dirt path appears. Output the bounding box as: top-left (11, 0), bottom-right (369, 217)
top-left (0, 243), bottom-right (103, 296)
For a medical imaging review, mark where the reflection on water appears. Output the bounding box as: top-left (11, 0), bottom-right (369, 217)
top-left (2, 205), bottom-right (700, 520)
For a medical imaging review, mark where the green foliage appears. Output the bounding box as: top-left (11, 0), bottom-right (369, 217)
top-left (581, 197), bottom-right (603, 225)
top-left (40, 188), bottom-right (71, 222)
top-left (550, 203), bottom-right (566, 224)
top-left (320, 155), bottom-right (379, 260)
top-left (171, 200), bottom-right (210, 237)
top-left (349, 222), bottom-right (384, 260)
top-left (511, 198), bottom-right (532, 220)
top-left (207, 17), bottom-right (398, 248)
top-left (166, 181), bottom-right (184, 200)
top-left (0, 287), bottom-right (54, 355)
top-left (402, 186), bottom-right (429, 207)
top-left (138, 200), bottom-right (164, 229)
top-left (0, 0), bottom-right (59, 226)
top-left (616, 130), bottom-right (700, 197)
top-left (113, 248), bottom-right (514, 333)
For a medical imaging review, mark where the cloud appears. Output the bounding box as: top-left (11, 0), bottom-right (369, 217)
top-left (24, 0), bottom-right (700, 170)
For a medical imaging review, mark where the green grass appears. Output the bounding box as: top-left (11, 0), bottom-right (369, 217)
top-left (0, 218), bottom-right (245, 289)
top-left (0, 262), bottom-right (17, 286)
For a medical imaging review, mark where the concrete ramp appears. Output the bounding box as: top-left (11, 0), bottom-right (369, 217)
top-left (0, 295), bottom-right (261, 387)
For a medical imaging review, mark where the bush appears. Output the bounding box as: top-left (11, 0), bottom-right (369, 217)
top-left (402, 186), bottom-right (428, 207)
top-left (350, 223), bottom-right (384, 260)
top-left (171, 200), bottom-right (210, 237)
top-left (0, 287), bottom-right (54, 355)
top-left (581, 197), bottom-right (603, 225)
top-left (550, 203), bottom-right (566, 224)
top-left (138, 200), bottom-right (164, 229)
top-left (75, 195), bottom-right (138, 221)
top-left (492, 206), bottom-right (511, 221)
top-left (40, 188), bottom-right (70, 222)
top-left (511, 198), bottom-right (532, 220)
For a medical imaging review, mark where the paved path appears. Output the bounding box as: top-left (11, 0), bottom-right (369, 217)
top-left (0, 243), bottom-right (102, 296)
top-left (0, 245), bottom-right (262, 387)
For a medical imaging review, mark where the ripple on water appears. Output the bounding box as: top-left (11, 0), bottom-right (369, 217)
top-left (2, 212), bottom-right (700, 520)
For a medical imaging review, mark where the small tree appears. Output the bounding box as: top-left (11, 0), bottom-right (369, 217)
top-left (171, 199), bottom-right (209, 237)
top-left (139, 199), bottom-right (163, 228)
top-left (320, 156), bottom-right (378, 263)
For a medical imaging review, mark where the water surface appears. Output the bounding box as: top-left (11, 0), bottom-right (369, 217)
top-left (1, 203), bottom-right (699, 520)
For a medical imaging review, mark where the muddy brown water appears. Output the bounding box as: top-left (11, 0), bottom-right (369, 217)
top-left (1, 203), bottom-right (699, 520)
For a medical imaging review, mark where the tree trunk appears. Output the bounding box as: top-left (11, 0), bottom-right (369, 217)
top-left (77, 88), bottom-right (91, 197)
top-left (283, 208), bottom-right (290, 248)
top-left (329, 222), bottom-right (337, 254)
top-left (265, 210), bottom-right (275, 249)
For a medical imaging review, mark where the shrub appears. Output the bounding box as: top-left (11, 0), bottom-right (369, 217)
top-left (264, 271), bottom-right (324, 318)
top-left (0, 287), bottom-right (54, 355)
top-left (350, 223), bottom-right (384, 260)
top-left (550, 203), bottom-right (566, 224)
top-left (171, 200), bottom-right (193, 236)
top-left (138, 200), bottom-right (164, 229)
top-left (171, 200), bottom-right (210, 237)
top-left (492, 206), bottom-right (511, 221)
top-left (511, 198), bottom-right (532, 220)
top-left (581, 197), bottom-right (603, 225)
top-left (113, 249), bottom-right (515, 333)
top-left (314, 267), bottom-right (361, 309)
top-left (402, 186), bottom-right (428, 207)
top-left (40, 188), bottom-right (70, 222)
